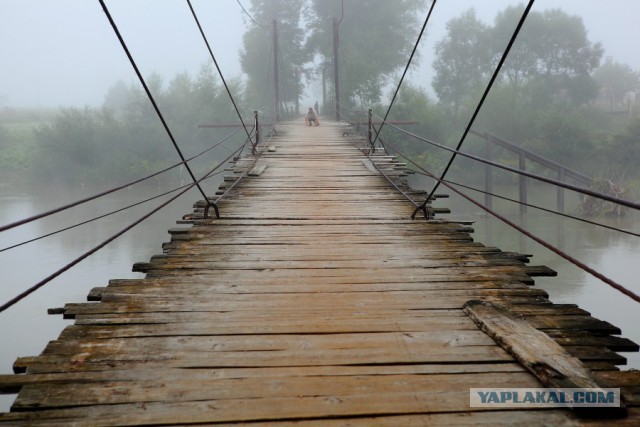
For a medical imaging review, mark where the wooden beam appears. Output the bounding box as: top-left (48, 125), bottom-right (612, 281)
top-left (463, 300), bottom-right (627, 418)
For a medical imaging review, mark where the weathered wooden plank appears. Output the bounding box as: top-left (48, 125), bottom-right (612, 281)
top-left (248, 162), bottom-right (268, 176)
top-left (464, 300), bottom-right (626, 416)
top-left (4, 372), bottom-right (544, 424)
top-left (60, 292), bottom-right (550, 317)
top-left (4, 410), bottom-right (638, 427)
top-left (12, 371), bottom-right (540, 410)
top-left (0, 362), bottom-right (528, 393)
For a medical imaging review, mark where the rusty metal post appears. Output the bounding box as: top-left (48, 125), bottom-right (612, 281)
top-left (254, 110), bottom-right (260, 151)
top-left (272, 19), bottom-right (280, 121)
top-left (368, 109), bottom-right (373, 152)
top-left (322, 66), bottom-right (326, 114)
top-left (519, 152), bottom-right (527, 214)
top-left (557, 168), bottom-right (565, 213)
top-left (333, 17), bottom-right (340, 121)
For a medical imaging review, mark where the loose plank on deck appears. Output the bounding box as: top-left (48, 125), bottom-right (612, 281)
top-left (1, 120), bottom-right (638, 425)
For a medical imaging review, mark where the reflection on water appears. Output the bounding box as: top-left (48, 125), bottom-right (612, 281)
top-left (1, 179), bottom-right (639, 411)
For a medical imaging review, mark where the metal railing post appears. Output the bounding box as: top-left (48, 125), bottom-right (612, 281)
top-left (519, 152), bottom-right (527, 214)
top-left (254, 110), bottom-right (260, 152)
top-left (484, 133), bottom-right (493, 209)
top-left (368, 109), bottom-right (374, 152)
top-left (557, 168), bottom-right (565, 213)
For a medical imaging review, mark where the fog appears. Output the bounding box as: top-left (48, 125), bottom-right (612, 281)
top-left (0, 0), bottom-right (245, 107)
top-left (1, 0), bottom-right (639, 108)
top-left (2, 0), bottom-right (640, 413)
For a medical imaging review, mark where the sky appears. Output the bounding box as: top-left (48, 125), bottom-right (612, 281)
top-left (1, 0), bottom-right (639, 108)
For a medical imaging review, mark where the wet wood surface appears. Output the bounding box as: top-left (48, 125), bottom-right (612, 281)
top-left (1, 120), bottom-right (638, 425)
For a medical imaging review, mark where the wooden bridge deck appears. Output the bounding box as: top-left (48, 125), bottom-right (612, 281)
top-left (1, 121), bottom-right (639, 425)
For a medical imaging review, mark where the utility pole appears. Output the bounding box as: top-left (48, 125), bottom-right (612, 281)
top-left (272, 19), bottom-right (280, 121)
top-left (333, 1), bottom-right (344, 122)
top-left (295, 69), bottom-right (300, 114)
top-left (322, 66), bottom-right (326, 114)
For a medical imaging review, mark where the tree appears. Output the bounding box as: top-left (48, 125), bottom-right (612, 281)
top-left (485, 6), bottom-right (602, 108)
top-left (433, 6), bottom-right (604, 114)
top-left (384, 83), bottom-right (447, 170)
top-left (29, 65), bottom-right (253, 186)
top-left (432, 9), bottom-right (489, 119)
top-left (593, 58), bottom-right (640, 112)
top-left (103, 80), bottom-right (129, 112)
top-left (239, 0), bottom-right (307, 116)
top-left (306, 0), bottom-right (425, 110)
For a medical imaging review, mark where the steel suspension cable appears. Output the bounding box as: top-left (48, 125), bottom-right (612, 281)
top-left (0, 127), bottom-right (244, 252)
top-left (372, 0), bottom-right (437, 148)
top-left (99, 0), bottom-right (210, 204)
top-left (371, 123), bottom-right (389, 154)
top-left (383, 137), bottom-right (640, 304)
top-left (235, 0), bottom-right (264, 28)
top-left (215, 128), bottom-right (272, 203)
top-left (414, 0), bottom-right (535, 218)
top-left (1, 183), bottom-right (189, 254)
top-left (345, 130), bottom-right (418, 207)
top-left (186, 0), bottom-right (255, 150)
top-left (0, 126), bottom-right (244, 233)
top-left (371, 120), bottom-right (633, 237)
top-left (409, 169), bottom-right (640, 239)
top-left (374, 114), bottom-right (640, 213)
top-left (0, 141), bottom-right (249, 313)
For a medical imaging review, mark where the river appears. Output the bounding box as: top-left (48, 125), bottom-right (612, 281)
top-left (0, 183), bottom-right (209, 411)
top-left (1, 180), bottom-right (639, 412)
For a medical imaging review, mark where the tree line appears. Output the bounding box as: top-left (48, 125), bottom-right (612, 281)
top-left (0, 65), bottom-right (247, 186)
top-left (383, 6), bottom-right (639, 191)
top-left (1, 2), bottom-right (639, 193)
top-left (240, 1), bottom-right (639, 188)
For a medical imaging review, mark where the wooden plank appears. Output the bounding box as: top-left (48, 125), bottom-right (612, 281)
top-left (0, 362), bottom-right (527, 393)
top-left (248, 162), bottom-right (268, 176)
top-left (4, 410), bottom-right (638, 427)
top-left (464, 300), bottom-right (627, 417)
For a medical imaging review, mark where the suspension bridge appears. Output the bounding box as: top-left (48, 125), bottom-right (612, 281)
top-left (2, 0), bottom-right (640, 425)
top-left (0, 118), bottom-right (638, 425)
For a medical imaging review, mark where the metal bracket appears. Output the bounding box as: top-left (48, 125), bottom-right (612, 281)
top-left (204, 202), bottom-right (220, 219)
top-left (411, 205), bottom-right (432, 220)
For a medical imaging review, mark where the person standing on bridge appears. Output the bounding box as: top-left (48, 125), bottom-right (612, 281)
top-left (305, 107), bottom-right (319, 126)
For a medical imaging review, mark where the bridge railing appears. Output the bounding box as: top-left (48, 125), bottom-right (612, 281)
top-left (469, 130), bottom-right (593, 214)
top-left (364, 107), bottom-right (640, 303)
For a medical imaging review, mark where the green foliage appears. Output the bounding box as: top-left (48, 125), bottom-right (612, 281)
top-left (0, 108), bottom-right (54, 178)
top-left (602, 116), bottom-right (640, 175)
top-left (432, 10), bottom-right (489, 119)
top-left (427, 4), bottom-right (640, 190)
top-left (33, 108), bottom-right (126, 185)
top-left (594, 58), bottom-right (640, 112)
top-left (528, 107), bottom-right (597, 168)
top-left (433, 6), bottom-right (604, 118)
top-left (22, 66), bottom-right (248, 187)
top-left (386, 85), bottom-right (445, 150)
top-left (240, 0), bottom-right (308, 116)
top-left (378, 83), bottom-right (449, 174)
top-left (0, 124), bottom-right (35, 174)
top-left (308, 0), bottom-right (424, 110)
